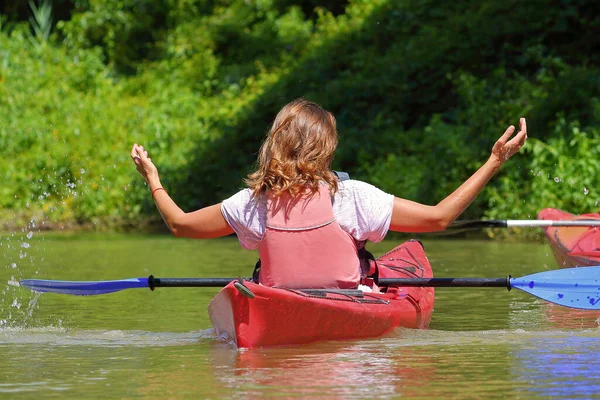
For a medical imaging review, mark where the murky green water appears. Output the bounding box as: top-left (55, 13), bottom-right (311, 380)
top-left (1, 233), bottom-right (599, 398)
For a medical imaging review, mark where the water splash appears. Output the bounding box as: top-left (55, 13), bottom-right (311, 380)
top-left (26, 291), bottom-right (41, 317)
top-left (2, 224), bottom-right (44, 329)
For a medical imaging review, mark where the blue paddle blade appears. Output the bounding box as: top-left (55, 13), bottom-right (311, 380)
top-left (19, 278), bottom-right (149, 295)
top-left (511, 266), bottom-right (600, 310)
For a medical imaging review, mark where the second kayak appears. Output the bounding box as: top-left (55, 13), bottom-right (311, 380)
top-left (538, 208), bottom-right (600, 268)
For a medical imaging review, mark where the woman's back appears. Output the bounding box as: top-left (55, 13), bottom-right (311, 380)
top-left (257, 185), bottom-right (361, 289)
top-left (221, 179), bottom-right (393, 250)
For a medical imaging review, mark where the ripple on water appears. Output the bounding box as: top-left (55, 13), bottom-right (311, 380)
top-left (385, 326), bottom-right (600, 348)
top-left (0, 327), bottom-right (217, 347)
top-left (4, 325), bottom-right (595, 349)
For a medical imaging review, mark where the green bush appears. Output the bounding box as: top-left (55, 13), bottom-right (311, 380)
top-left (486, 120), bottom-right (600, 224)
top-left (0, 0), bottom-right (599, 232)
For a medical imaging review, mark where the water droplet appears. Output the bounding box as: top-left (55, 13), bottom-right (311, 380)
top-left (27, 231), bottom-right (33, 239)
top-left (584, 187), bottom-right (589, 195)
top-left (10, 263), bottom-right (16, 269)
top-left (554, 177), bottom-right (561, 183)
top-left (20, 242), bottom-right (30, 249)
top-left (80, 168), bottom-right (85, 174)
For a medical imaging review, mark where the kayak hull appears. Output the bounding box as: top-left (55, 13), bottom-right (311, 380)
top-left (208, 240), bottom-right (435, 348)
top-left (538, 208), bottom-right (600, 268)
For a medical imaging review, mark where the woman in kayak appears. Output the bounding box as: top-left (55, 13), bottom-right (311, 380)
top-left (131, 98), bottom-right (527, 288)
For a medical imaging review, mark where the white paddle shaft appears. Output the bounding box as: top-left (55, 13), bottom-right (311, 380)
top-left (506, 220), bottom-right (600, 227)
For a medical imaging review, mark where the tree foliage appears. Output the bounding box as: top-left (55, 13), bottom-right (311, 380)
top-left (1, 0), bottom-right (599, 232)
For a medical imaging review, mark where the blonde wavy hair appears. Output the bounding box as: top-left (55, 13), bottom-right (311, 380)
top-left (245, 98), bottom-right (339, 198)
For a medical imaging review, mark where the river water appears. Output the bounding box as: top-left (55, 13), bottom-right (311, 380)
top-left (1, 233), bottom-right (599, 398)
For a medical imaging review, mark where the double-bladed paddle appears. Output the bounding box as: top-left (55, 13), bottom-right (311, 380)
top-left (450, 219), bottom-right (600, 229)
top-left (19, 266), bottom-right (600, 310)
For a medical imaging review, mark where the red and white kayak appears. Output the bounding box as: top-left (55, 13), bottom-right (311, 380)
top-left (208, 240), bottom-right (435, 348)
top-left (538, 208), bottom-right (600, 268)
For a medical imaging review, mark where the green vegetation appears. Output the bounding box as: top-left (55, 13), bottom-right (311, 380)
top-left (1, 0), bottom-right (599, 234)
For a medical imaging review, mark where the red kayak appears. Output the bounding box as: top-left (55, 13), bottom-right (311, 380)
top-left (538, 208), bottom-right (600, 268)
top-left (208, 240), bottom-right (435, 348)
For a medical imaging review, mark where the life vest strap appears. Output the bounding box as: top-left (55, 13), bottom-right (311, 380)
top-left (266, 218), bottom-right (335, 231)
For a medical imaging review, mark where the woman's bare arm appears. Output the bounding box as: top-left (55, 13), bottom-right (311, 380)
top-left (130, 144), bottom-right (234, 238)
top-left (389, 118), bottom-right (527, 233)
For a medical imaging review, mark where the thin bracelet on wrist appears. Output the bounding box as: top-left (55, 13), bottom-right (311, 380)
top-left (151, 187), bottom-right (167, 198)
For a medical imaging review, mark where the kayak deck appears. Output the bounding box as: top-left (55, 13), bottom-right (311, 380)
top-left (538, 208), bottom-right (600, 268)
top-left (208, 240), bottom-right (435, 348)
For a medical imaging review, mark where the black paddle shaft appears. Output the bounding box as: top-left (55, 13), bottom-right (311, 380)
top-left (450, 220), bottom-right (508, 229)
top-left (378, 277), bottom-right (512, 290)
top-left (148, 276), bottom-right (240, 290)
top-left (146, 276), bottom-right (512, 290)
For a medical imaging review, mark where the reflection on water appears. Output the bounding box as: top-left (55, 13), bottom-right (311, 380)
top-left (2, 235), bottom-right (600, 398)
top-left (543, 303), bottom-right (600, 329)
top-left (514, 335), bottom-right (600, 398)
top-left (210, 329), bottom-right (600, 399)
top-left (1, 325), bottom-right (600, 398)
top-left (0, 328), bottom-right (600, 399)
top-left (213, 341), bottom-right (435, 399)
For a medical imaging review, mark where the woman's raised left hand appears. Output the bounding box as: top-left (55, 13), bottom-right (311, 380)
top-left (489, 118), bottom-right (527, 165)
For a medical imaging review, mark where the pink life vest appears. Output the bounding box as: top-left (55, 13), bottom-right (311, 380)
top-left (257, 184), bottom-right (360, 289)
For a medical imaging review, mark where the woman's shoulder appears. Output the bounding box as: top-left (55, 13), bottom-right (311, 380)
top-left (223, 188), bottom-right (263, 205)
top-left (221, 188), bottom-right (267, 221)
top-left (337, 179), bottom-right (390, 196)
top-left (221, 188), bottom-right (265, 250)
top-left (333, 179), bottom-right (394, 242)
top-left (334, 179), bottom-right (393, 211)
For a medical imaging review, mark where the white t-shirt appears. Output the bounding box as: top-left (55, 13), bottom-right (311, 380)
top-left (220, 180), bottom-right (394, 250)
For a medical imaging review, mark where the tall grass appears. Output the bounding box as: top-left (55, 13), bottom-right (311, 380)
top-left (28, 0), bottom-right (52, 46)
